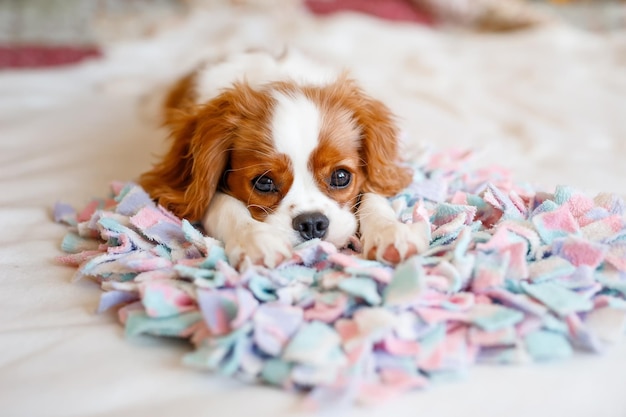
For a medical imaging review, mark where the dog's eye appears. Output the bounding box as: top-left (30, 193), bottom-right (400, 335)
top-left (329, 169), bottom-right (351, 189)
top-left (252, 175), bottom-right (277, 193)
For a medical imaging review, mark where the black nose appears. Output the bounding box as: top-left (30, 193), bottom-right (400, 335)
top-left (292, 212), bottom-right (329, 241)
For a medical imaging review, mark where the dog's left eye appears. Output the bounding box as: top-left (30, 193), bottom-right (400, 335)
top-left (252, 175), bottom-right (277, 193)
top-left (329, 169), bottom-right (351, 189)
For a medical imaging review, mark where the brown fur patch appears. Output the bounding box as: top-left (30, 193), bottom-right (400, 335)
top-left (226, 146), bottom-right (294, 222)
top-left (139, 82), bottom-right (276, 220)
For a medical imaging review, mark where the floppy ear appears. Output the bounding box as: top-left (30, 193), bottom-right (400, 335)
top-left (345, 83), bottom-right (412, 196)
top-left (139, 87), bottom-right (238, 221)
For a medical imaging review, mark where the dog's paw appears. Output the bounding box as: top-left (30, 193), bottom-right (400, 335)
top-left (224, 224), bottom-right (293, 270)
top-left (361, 220), bottom-right (430, 264)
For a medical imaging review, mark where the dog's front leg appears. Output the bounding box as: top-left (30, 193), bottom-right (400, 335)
top-left (358, 193), bottom-right (430, 264)
top-left (203, 192), bottom-right (293, 269)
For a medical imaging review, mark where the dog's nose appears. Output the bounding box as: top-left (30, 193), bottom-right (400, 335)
top-left (292, 212), bottom-right (329, 241)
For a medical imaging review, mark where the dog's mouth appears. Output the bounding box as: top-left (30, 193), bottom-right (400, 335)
top-left (343, 235), bottom-right (362, 254)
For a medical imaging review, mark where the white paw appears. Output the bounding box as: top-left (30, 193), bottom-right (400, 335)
top-left (361, 220), bottom-right (430, 264)
top-left (224, 223), bottom-right (293, 270)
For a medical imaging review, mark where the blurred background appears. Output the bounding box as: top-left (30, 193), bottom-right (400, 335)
top-left (2, 4), bottom-right (626, 417)
top-left (1, 0), bottom-right (625, 69)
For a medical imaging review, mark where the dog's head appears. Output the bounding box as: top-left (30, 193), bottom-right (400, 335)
top-left (140, 74), bottom-right (411, 248)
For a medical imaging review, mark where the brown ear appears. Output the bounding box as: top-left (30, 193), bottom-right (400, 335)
top-left (345, 82), bottom-right (412, 196)
top-left (139, 88), bottom-right (237, 221)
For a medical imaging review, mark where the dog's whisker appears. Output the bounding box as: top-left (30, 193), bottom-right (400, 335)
top-left (246, 204), bottom-right (273, 216)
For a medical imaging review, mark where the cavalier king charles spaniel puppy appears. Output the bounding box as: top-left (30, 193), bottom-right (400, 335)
top-left (140, 49), bottom-right (428, 269)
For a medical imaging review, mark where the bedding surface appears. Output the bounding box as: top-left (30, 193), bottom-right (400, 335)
top-left (1, 5), bottom-right (626, 417)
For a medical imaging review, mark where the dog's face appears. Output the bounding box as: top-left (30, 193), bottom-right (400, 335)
top-left (226, 84), bottom-right (364, 247)
top-left (140, 75), bottom-right (411, 248)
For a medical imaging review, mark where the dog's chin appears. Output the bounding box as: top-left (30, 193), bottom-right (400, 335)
top-left (289, 230), bottom-right (355, 249)
top-left (287, 232), bottom-right (355, 252)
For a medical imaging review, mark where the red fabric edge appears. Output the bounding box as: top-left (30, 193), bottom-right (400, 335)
top-left (0, 45), bottom-right (102, 69)
top-left (304, 0), bottom-right (435, 25)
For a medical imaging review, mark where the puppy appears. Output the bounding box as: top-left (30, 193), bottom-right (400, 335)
top-left (140, 50), bottom-right (428, 269)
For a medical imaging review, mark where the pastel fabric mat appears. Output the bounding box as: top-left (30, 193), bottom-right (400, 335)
top-left (2, 5), bottom-right (626, 417)
top-left (53, 149), bottom-right (626, 408)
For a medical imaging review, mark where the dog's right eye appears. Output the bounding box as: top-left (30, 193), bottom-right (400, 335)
top-left (252, 175), bottom-right (277, 193)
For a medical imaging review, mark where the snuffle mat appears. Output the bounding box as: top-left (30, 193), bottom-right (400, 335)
top-left (54, 149), bottom-right (626, 407)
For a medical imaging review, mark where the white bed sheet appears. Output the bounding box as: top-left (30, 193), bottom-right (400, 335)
top-left (1, 6), bottom-right (626, 417)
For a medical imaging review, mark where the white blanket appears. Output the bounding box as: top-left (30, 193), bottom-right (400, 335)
top-left (1, 6), bottom-right (625, 417)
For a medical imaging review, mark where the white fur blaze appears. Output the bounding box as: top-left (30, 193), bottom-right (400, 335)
top-left (268, 91), bottom-right (358, 248)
